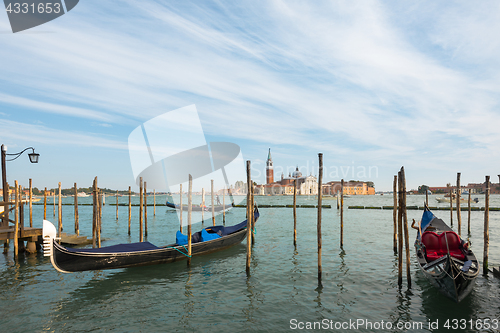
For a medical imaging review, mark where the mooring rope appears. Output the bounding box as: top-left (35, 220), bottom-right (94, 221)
top-left (168, 245), bottom-right (192, 257)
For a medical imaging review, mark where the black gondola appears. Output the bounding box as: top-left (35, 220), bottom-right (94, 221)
top-left (414, 206), bottom-right (479, 302)
top-left (166, 201), bottom-right (233, 212)
top-left (43, 208), bottom-right (259, 273)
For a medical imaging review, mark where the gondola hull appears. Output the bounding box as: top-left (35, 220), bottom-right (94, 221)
top-left (415, 208), bottom-right (479, 302)
top-left (51, 228), bottom-right (247, 272)
top-left (44, 209), bottom-right (259, 273)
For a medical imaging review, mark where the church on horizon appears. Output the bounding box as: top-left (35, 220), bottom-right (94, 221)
top-left (255, 148), bottom-right (375, 196)
top-left (255, 148), bottom-right (318, 196)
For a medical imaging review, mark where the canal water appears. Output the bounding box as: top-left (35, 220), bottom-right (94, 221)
top-left (1, 194), bottom-right (499, 332)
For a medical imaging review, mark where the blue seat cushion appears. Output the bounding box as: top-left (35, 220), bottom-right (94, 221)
top-left (201, 229), bottom-right (221, 242)
top-left (176, 231), bottom-right (188, 245)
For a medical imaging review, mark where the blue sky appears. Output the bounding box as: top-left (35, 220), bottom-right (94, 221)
top-left (1, 0), bottom-right (500, 192)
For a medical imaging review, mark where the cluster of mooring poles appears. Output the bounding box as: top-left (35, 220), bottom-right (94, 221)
top-left (1, 178), bottom-right (39, 256)
top-left (393, 171), bottom-right (496, 283)
top-left (393, 167), bottom-right (411, 288)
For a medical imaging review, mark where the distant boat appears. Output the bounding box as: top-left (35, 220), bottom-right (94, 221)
top-left (42, 207), bottom-right (260, 273)
top-left (77, 192), bottom-right (89, 197)
top-left (415, 206), bottom-right (479, 302)
top-left (436, 197), bottom-right (479, 204)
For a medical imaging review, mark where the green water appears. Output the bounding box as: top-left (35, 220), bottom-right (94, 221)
top-left (1, 194), bottom-right (499, 332)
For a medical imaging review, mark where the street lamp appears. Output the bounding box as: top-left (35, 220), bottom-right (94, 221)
top-left (1, 144), bottom-right (40, 227)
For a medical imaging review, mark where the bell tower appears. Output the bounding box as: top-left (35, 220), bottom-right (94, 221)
top-left (266, 148), bottom-right (274, 184)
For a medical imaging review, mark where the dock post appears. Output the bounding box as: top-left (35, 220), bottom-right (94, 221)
top-left (140, 177), bottom-right (143, 242)
top-left (468, 190), bottom-right (471, 235)
top-left (74, 183), bottom-right (79, 235)
top-left (211, 179), bottom-right (215, 226)
top-left (53, 191), bottom-right (55, 217)
top-left (29, 178), bottom-right (32, 227)
top-left (457, 173), bottom-right (461, 236)
top-left (393, 175), bottom-right (397, 254)
top-left (222, 187), bottom-right (225, 225)
top-left (246, 160), bottom-right (251, 275)
top-left (188, 174), bottom-right (192, 266)
top-left (340, 179), bottom-right (344, 248)
top-left (483, 176), bottom-right (490, 275)
top-left (153, 189), bottom-right (156, 216)
top-left (14, 180), bottom-right (19, 257)
top-left (317, 153), bottom-right (323, 284)
top-left (116, 190), bottom-right (118, 220)
top-left (293, 178), bottom-right (297, 246)
top-left (58, 182), bottom-right (62, 236)
top-left (44, 187), bottom-right (47, 220)
top-left (397, 171), bottom-right (403, 287)
top-left (144, 181), bottom-right (147, 237)
top-left (128, 186), bottom-right (131, 235)
top-left (401, 167), bottom-right (411, 289)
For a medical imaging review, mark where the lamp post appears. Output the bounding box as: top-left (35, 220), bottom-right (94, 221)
top-left (1, 144), bottom-right (39, 228)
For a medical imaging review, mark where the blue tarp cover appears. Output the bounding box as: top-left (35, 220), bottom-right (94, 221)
top-left (420, 208), bottom-right (435, 232)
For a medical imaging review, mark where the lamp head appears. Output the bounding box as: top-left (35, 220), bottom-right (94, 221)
top-left (28, 150), bottom-right (39, 163)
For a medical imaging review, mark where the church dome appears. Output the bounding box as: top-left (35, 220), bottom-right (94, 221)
top-left (292, 167), bottom-right (302, 178)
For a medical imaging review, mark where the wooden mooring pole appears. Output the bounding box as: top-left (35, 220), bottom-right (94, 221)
top-left (211, 179), bottom-right (215, 226)
top-left (246, 160), bottom-right (251, 275)
top-left (340, 179), bottom-right (344, 248)
top-left (29, 178), bottom-right (32, 227)
top-left (92, 177), bottom-right (97, 248)
top-left (97, 188), bottom-right (102, 248)
top-left (401, 167), bottom-right (411, 289)
top-left (201, 188), bottom-right (205, 224)
top-left (140, 177), bottom-right (143, 242)
top-left (393, 175), bottom-right (397, 253)
top-left (128, 186), bottom-right (131, 235)
top-left (43, 187), bottom-right (47, 220)
top-left (457, 172), bottom-right (461, 236)
top-left (222, 187), bottom-right (225, 225)
top-left (468, 190), bottom-right (471, 235)
top-left (53, 191), bottom-right (55, 217)
top-left (317, 153), bottom-right (323, 283)
top-left (425, 187), bottom-right (429, 207)
top-left (74, 183), bottom-right (79, 235)
top-left (449, 186), bottom-right (453, 226)
top-left (144, 181), bottom-right (148, 237)
top-left (483, 175), bottom-right (490, 275)
top-left (250, 181), bottom-right (255, 245)
top-left (179, 184), bottom-right (183, 232)
top-left (153, 189), bottom-right (156, 216)
top-left (14, 180), bottom-right (19, 257)
top-left (187, 174), bottom-right (192, 266)
top-left (397, 171), bottom-right (403, 287)
top-left (116, 190), bottom-right (119, 220)
top-left (293, 178), bottom-right (297, 246)
top-left (58, 182), bottom-right (62, 235)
